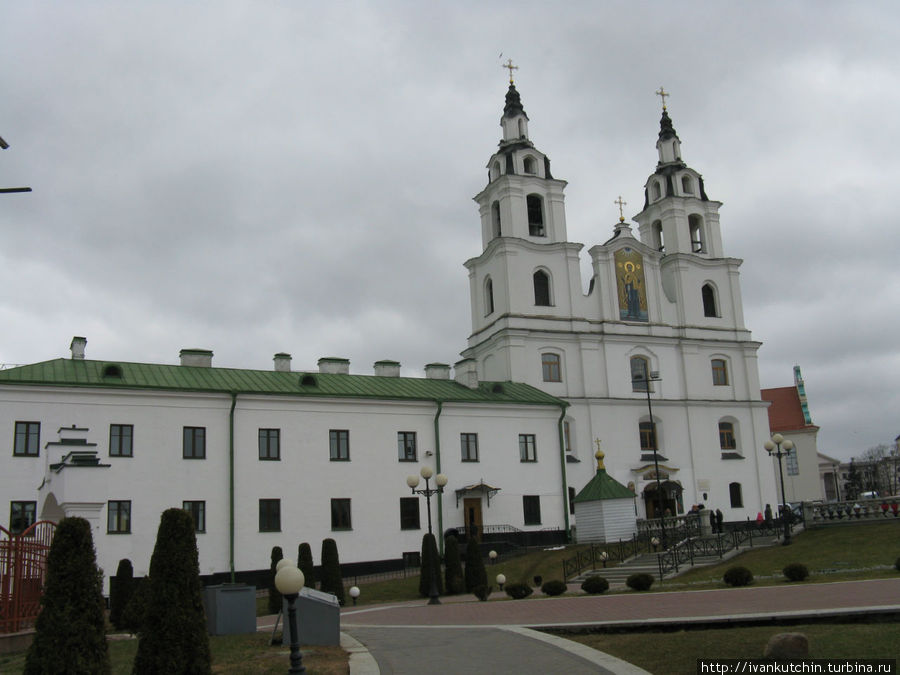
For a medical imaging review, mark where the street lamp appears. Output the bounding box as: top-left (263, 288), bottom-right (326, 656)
top-left (274, 562), bottom-right (306, 674)
top-left (496, 573), bottom-right (506, 592)
top-left (349, 586), bottom-right (360, 606)
top-left (633, 369), bottom-right (667, 549)
top-left (406, 465), bottom-right (448, 605)
top-left (489, 550), bottom-right (498, 565)
top-left (764, 433), bottom-right (795, 546)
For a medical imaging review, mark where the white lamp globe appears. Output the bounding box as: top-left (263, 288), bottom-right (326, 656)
top-left (420, 466), bottom-right (434, 480)
top-left (435, 473), bottom-right (448, 487)
top-left (764, 440), bottom-right (775, 452)
top-left (772, 433), bottom-right (784, 444)
top-left (276, 558), bottom-right (296, 571)
top-left (489, 550), bottom-right (497, 561)
top-left (349, 586), bottom-right (360, 599)
top-left (274, 565), bottom-right (305, 595)
top-left (783, 440), bottom-right (794, 450)
top-left (406, 475), bottom-right (420, 488)
top-left (496, 573), bottom-right (506, 585)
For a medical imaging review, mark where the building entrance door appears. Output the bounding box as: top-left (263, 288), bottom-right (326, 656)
top-left (464, 498), bottom-right (482, 540)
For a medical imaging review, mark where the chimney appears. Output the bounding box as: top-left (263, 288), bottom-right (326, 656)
top-left (318, 357), bottom-right (350, 375)
top-left (373, 360), bottom-right (401, 377)
top-left (180, 348), bottom-right (213, 368)
top-left (454, 358), bottom-right (479, 389)
top-left (274, 353), bottom-right (292, 372)
top-left (425, 363), bottom-right (451, 380)
top-left (70, 336), bottom-right (87, 360)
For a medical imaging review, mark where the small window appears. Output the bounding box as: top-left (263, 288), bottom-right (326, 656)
top-left (484, 278), bottom-right (495, 316)
top-left (681, 175), bottom-right (693, 194)
top-left (786, 450), bottom-right (799, 476)
top-left (331, 498), bottom-right (352, 531)
top-left (652, 181), bottom-right (662, 201)
top-left (541, 353), bottom-right (561, 382)
top-left (490, 161), bottom-right (501, 182)
top-left (491, 201), bottom-right (501, 237)
top-left (563, 420), bottom-right (572, 454)
top-left (533, 270), bottom-right (551, 306)
top-left (568, 486), bottom-right (576, 515)
top-left (183, 500), bottom-right (206, 533)
top-left (653, 221), bottom-right (665, 252)
top-left (527, 194), bottom-right (545, 236)
top-left (259, 429), bottom-right (280, 460)
top-left (639, 422), bottom-right (657, 452)
top-left (183, 427), bottom-right (206, 459)
top-left (630, 356), bottom-right (650, 392)
top-left (13, 422), bottom-right (40, 457)
top-left (702, 284), bottom-right (718, 317)
top-left (110, 424), bottom-right (133, 457)
top-left (329, 430), bottom-right (350, 461)
top-left (523, 156), bottom-right (537, 174)
top-left (729, 482), bottom-right (743, 508)
top-left (102, 364), bottom-right (123, 378)
top-left (259, 499), bottom-right (281, 532)
top-left (689, 214), bottom-right (705, 253)
top-left (108, 500), bottom-right (131, 534)
top-left (519, 434), bottom-right (537, 462)
top-left (719, 422), bottom-right (736, 450)
top-left (523, 495), bottom-right (541, 525)
top-left (10, 501), bottom-right (36, 534)
top-left (461, 433), bottom-right (479, 462)
top-left (399, 497), bottom-right (420, 530)
top-left (711, 359), bottom-right (729, 386)
top-left (398, 431), bottom-right (417, 462)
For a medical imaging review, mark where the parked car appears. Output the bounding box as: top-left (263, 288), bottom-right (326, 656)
top-left (858, 491), bottom-right (879, 499)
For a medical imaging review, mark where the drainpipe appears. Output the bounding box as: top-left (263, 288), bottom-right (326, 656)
top-left (433, 400), bottom-right (444, 556)
top-left (229, 392), bottom-right (237, 582)
top-left (557, 404), bottom-right (571, 541)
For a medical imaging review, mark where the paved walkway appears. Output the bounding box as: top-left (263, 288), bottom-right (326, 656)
top-left (334, 578), bottom-right (900, 674)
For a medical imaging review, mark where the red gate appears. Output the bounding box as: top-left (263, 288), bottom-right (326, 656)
top-left (0, 520), bottom-right (56, 633)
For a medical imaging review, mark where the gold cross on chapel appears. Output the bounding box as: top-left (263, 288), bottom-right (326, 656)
top-left (656, 86), bottom-right (670, 110)
top-left (502, 58), bottom-right (519, 84)
top-left (615, 196), bottom-right (627, 222)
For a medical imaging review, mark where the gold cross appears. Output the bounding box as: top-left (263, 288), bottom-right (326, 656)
top-left (614, 196), bottom-right (627, 222)
top-left (502, 58), bottom-right (519, 84)
top-left (595, 438), bottom-right (602, 452)
top-left (656, 86), bottom-right (669, 110)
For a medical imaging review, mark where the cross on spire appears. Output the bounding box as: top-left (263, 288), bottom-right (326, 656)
top-left (656, 86), bottom-right (670, 110)
top-left (615, 196), bottom-right (627, 222)
top-left (502, 58), bottom-right (519, 84)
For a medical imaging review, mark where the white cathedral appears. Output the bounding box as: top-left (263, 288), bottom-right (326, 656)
top-left (0, 79), bottom-right (778, 588)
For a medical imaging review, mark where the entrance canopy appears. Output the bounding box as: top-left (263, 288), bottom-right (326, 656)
top-left (455, 481), bottom-right (501, 507)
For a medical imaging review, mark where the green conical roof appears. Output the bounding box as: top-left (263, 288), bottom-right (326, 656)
top-left (573, 468), bottom-right (635, 503)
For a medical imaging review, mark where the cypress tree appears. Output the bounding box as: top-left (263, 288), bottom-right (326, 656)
top-left (109, 558), bottom-right (134, 630)
top-left (267, 546), bottom-right (284, 615)
top-left (297, 542), bottom-right (316, 590)
top-left (319, 538), bottom-right (345, 606)
top-left (443, 534), bottom-right (464, 595)
top-left (418, 532), bottom-right (444, 598)
top-left (24, 517), bottom-right (110, 675)
top-left (133, 508), bottom-right (211, 675)
top-left (464, 535), bottom-right (487, 592)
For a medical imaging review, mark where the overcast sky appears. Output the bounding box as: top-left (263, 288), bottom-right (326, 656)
top-left (2, 2), bottom-right (898, 461)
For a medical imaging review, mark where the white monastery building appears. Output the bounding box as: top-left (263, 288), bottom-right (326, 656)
top-left (1, 79), bottom-right (778, 588)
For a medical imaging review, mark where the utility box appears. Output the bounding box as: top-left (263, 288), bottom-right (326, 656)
top-left (203, 584), bottom-right (257, 635)
top-left (283, 587), bottom-right (340, 645)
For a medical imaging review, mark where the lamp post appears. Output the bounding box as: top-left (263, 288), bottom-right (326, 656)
top-left (406, 465), bottom-right (448, 605)
top-left (833, 462), bottom-right (841, 502)
top-left (764, 433), bottom-right (794, 546)
top-left (634, 369), bottom-right (666, 549)
top-left (274, 562), bottom-right (306, 674)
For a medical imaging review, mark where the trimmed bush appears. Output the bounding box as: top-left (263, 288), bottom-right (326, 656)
top-left (581, 575), bottom-right (610, 595)
top-left (320, 538), bottom-right (346, 606)
top-left (473, 584), bottom-right (492, 601)
top-left (894, 556), bottom-right (900, 572)
top-left (419, 533), bottom-right (444, 598)
top-left (626, 573), bottom-right (655, 591)
top-left (109, 558), bottom-right (135, 630)
top-left (783, 563), bottom-right (809, 582)
top-left (723, 565), bottom-right (754, 587)
top-left (541, 579), bottom-right (567, 596)
top-left (464, 536), bottom-right (488, 592)
top-left (133, 508), bottom-right (210, 675)
top-left (443, 535), bottom-right (465, 595)
top-left (268, 546), bottom-right (284, 615)
top-left (24, 517), bottom-right (110, 675)
top-left (504, 582), bottom-right (533, 600)
top-left (298, 542), bottom-right (316, 590)
top-left (122, 576), bottom-right (148, 635)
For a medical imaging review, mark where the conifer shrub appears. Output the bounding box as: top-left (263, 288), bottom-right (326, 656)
top-left (581, 575), bottom-right (610, 594)
top-left (320, 538), bottom-right (346, 606)
top-left (473, 584), bottom-right (493, 601)
top-left (626, 573), bottom-right (655, 591)
top-left (122, 576), bottom-right (149, 635)
top-left (541, 579), bottom-right (567, 596)
top-left (133, 508), bottom-right (211, 675)
top-left (24, 517), bottom-right (110, 675)
top-left (443, 534), bottom-right (465, 595)
top-left (504, 582), bottom-right (533, 599)
top-left (782, 563), bottom-right (810, 582)
top-left (464, 536), bottom-right (488, 592)
top-left (419, 533), bottom-right (444, 598)
top-left (268, 546), bottom-right (284, 615)
top-left (723, 565), bottom-right (754, 587)
top-left (109, 558), bottom-right (135, 631)
top-left (298, 542), bottom-right (316, 590)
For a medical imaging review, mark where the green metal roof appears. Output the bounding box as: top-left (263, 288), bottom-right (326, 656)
top-left (573, 469), bottom-right (636, 503)
top-left (0, 358), bottom-right (566, 407)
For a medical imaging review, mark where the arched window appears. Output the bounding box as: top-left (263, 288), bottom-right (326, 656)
top-left (484, 278), bottom-right (494, 316)
top-left (689, 214), bottom-right (705, 253)
top-left (702, 283), bottom-right (718, 317)
top-left (527, 194), bottom-right (545, 236)
top-left (729, 482), bottom-right (743, 508)
top-left (651, 181), bottom-right (662, 201)
top-left (653, 221), bottom-right (665, 252)
top-left (711, 359), bottom-right (728, 386)
top-left (523, 156), bottom-right (537, 174)
top-left (719, 422), bottom-right (736, 450)
top-left (541, 353), bottom-right (561, 382)
top-left (681, 175), bottom-right (693, 194)
top-left (563, 418), bottom-right (574, 454)
top-left (533, 270), bottom-right (551, 306)
top-left (490, 161), bottom-right (501, 182)
top-left (630, 356), bottom-right (650, 391)
top-left (518, 119), bottom-right (525, 138)
top-left (491, 201), bottom-right (501, 237)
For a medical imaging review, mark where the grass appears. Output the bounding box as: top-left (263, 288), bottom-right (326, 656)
top-left (563, 622), bottom-right (900, 674)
